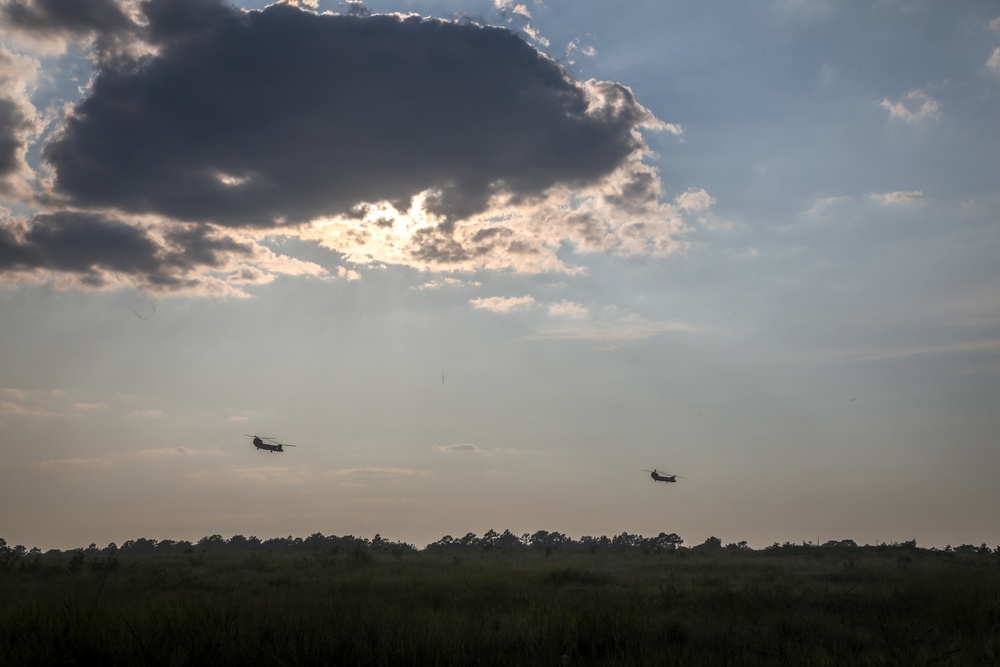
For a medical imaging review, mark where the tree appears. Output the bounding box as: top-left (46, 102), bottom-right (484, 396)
top-left (426, 535), bottom-right (455, 550)
top-left (694, 536), bottom-right (723, 551)
top-left (197, 534), bottom-right (225, 551)
top-left (654, 533), bottom-right (684, 551)
top-left (497, 530), bottom-right (522, 550)
top-left (121, 538), bottom-right (157, 555)
top-left (481, 529), bottom-right (500, 549)
top-left (611, 532), bottom-right (640, 549)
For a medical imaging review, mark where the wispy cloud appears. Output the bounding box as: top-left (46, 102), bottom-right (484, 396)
top-left (72, 401), bottom-right (106, 411)
top-left (469, 295), bottom-right (536, 313)
top-left (0, 400), bottom-right (31, 416)
top-left (411, 277), bottom-right (482, 290)
top-left (675, 188), bottom-right (715, 212)
top-left (0, 388), bottom-right (91, 418)
top-left (2, 387), bottom-right (64, 399)
top-left (324, 466), bottom-right (431, 478)
top-left (528, 313), bottom-right (708, 348)
top-left (125, 408), bottom-right (162, 419)
top-left (336, 266), bottom-right (361, 281)
top-left (879, 89), bottom-right (941, 123)
top-left (126, 447), bottom-right (217, 459)
top-left (988, 47), bottom-right (1000, 72)
top-left (868, 191), bottom-right (925, 206)
top-left (495, 0), bottom-right (534, 20)
top-left (432, 444), bottom-right (481, 453)
top-left (29, 457), bottom-right (112, 468)
top-left (547, 300), bottom-right (589, 319)
top-left (566, 38), bottom-right (597, 61)
top-left (348, 497), bottom-right (426, 508)
top-left (829, 338), bottom-right (1000, 363)
top-left (803, 195), bottom-right (854, 218)
top-left (227, 466), bottom-right (310, 484)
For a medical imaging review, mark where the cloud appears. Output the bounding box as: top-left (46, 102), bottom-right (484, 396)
top-left (126, 409), bottom-right (162, 419)
top-left (0, 0), bottom-right (137, 55)
top-left (29, 457), bottom-right (112, 468)
top-left (803, 195), bottom-right (854, 218)
top-left (988, 47), bottom-right (1000, 72)
top-left (43, 6), bottom-right (663, 227)
top-left (71, 401), bottom-right (106, 411)
top-left (127, 447), bottom-right (214, 458)
top-left (0, 400), bottom-right (30, 416)
top-left (566, 38), bottom-right (597, 62)
top-left (674, 188), bottom-right (715, 212)
top-left (0, 211), bottom-right (326, 293)
top-left (868, 190), bottom-right (925, 206)
top-left (0, 212), bottom-right (171, 286)
top-left (410, 277), bottom-right (482, 290)
top-left (348, 497), bottom-right (425, 508)
top-left (0, 0), bottom-right (133, 37)
top-left (0, 48), bottom-right (43, 198)
top-left (324, 466), bottom-right (431, 478)
top-left (469, 295), bottom-right (536, 313)
top-left (227, 465), bottom-right (310, 484)
top-left (547, 300), bottom-right (588, 319)
top-left (0, 0), bottom-right (703, 292)
top-left (521, 24), bottom-right (548, 48)
top-left (829, 338), bottom-right (1000, 363)
top-left (494, 0), bottom-right (531, 19)
top-left (432, 443), bottom-right (481, 453)
top-left (879, 89), bottom-right (941, 123)
top-left (336, 266), bottom-right (361, 281)
top-left (0, 387), bottom-right (82, 418)
top-left (527, 312), bottom-right (709, 347)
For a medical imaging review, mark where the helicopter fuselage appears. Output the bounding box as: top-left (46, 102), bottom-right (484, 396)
top-left (251, 436), bottom-right (284, 452)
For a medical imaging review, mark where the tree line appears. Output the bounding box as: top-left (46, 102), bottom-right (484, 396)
top-left (2, 532), bottom-right (999, 569)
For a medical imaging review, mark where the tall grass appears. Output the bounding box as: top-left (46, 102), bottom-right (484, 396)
top-left (2, 547), bottom-right (998, 665)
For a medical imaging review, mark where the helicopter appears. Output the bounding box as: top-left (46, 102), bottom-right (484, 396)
top-left (244, 435), bottom-right (297, 453)
top-left (644, 469), bottom-right (682, 484)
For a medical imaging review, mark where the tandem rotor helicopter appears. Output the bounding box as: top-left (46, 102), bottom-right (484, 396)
top-left (244, 435), bottom-right (297, 453)
top-left (644, 469), bottom-right (683, 484)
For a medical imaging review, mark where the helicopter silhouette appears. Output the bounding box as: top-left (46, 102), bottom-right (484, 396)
top-left (644, 469), bottom-right (682, 484)
top-left (245, 435), bottom-right (296, 453)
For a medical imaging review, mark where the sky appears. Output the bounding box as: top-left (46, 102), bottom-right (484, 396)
top-left (1, 0), bottom-right (998, 551)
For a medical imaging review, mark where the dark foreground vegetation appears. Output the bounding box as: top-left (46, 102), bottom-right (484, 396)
top-left (3, 533), bottom-right (1000, 665)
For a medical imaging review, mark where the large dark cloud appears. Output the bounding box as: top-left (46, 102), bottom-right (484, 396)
top-left (0, 212), bottom-right (252, 288)
top-left (42, 1), bottom-right (650, 228)
top-left (0, 212), bottom-right (169, 285)
top-left (0, 0), bottom-right (133, 36)
top-left (1, 0), bottom-right (689, 290)
top-left (0, 0), bottom-right (136, 58)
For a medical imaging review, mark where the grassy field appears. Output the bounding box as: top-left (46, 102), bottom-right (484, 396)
top-left (2, 545), bottom-right (999, 665)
